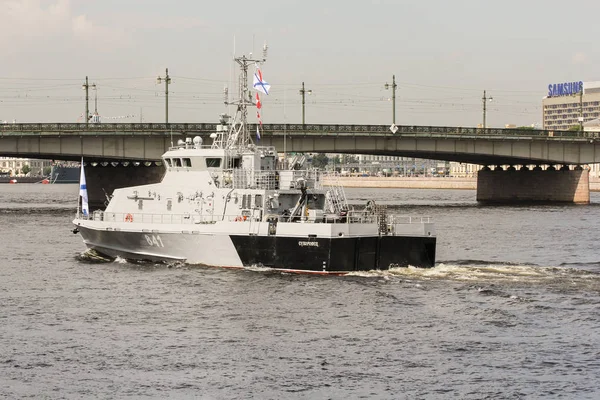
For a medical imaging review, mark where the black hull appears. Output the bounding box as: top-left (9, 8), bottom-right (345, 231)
top-left (51, 166), bottom-right (80, 183)
top-left (230, 235), bottom-right (436, 273)
top-left (77, 223), bottom-right (436, 274)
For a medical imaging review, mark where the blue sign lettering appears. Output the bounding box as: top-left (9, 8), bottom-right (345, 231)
top-left (547, 81), bottom-right (583, 97)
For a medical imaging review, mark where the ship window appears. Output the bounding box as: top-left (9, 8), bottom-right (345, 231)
top-left (242, 194), bottom-right (251, 209)
top-left (183, 158), bottom-right (192, 167)
top-left (206, 158), bottom-right (222, 168)
top-left (228, 158), bottom-right (241, 168)
top-left (173, 158), bottom-right (182, 167)
top-left (164, 159), bottom-right (172, 167)
top-left (255, 194), bottom-right (263, 208)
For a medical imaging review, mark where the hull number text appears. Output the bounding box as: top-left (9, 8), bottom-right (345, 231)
top-left (144, 234), bottom-right (164, 248)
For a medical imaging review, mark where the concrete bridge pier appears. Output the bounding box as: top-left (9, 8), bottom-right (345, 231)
top-left (85, 163), bottom-right (165, 211)
top-left (476, 165), bottom-right (590, 204)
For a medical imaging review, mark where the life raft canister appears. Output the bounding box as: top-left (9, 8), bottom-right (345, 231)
top-left (125, 214), bottom-right (134, 222)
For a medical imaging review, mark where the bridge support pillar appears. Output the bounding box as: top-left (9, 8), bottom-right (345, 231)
top-left (86, 164), bottom-right (165, 211)
top-left (476, 166), bottom-right (589, 204)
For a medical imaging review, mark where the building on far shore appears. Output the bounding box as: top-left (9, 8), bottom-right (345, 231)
top-left (543, 81), bottom-right (600, 130)
top-left (583, 118), bottom-right (600, 133)
top-left (0, 157), bottom-right (52, 176)
top-left (450, 81), bottom-right (600, 177)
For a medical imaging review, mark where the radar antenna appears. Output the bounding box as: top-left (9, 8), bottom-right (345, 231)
top-left (223, 50), bottom-right (267, 150)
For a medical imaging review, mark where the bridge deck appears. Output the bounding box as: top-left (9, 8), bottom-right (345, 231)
top-left (1, 123), bottom-right (598, 166)
top-left (0, 122), bottom-right (590, 140)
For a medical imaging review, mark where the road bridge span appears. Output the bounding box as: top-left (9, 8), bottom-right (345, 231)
top-left (0, 123), bottom-right (594, 205)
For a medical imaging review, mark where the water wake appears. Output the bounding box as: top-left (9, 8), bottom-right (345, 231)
top-left (76, 249), bottom-right (114, 263)
top-left (348, 261), bottom-right (600, 286)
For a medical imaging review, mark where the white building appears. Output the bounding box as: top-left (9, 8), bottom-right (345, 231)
top-left (543, 81), bottom-right (600, 131)
top-left (0, 157), bottom-right (52, 176)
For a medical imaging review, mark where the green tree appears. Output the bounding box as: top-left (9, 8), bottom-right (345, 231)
top-left (329, 155), bottom-right (343, 172)
top-left (342, 154), bottom-right (359, 164)
top-left (21, 164), bottom-right (31, 176)
top-left (311, 153), bottom-right (329, 169)
top-left (43, 166), bottom-right (52, 176)
top-left (517, 126), bottom-right (535, 130)
top-left (568, 125), bottom-right (582, 131)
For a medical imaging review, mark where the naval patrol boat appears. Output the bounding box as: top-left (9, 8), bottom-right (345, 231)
top-left (73, 55), bottom-right (436, 274)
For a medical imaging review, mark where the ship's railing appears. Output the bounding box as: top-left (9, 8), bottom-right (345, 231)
top-left (167, 144), bottom-right (214, 151)
top-left (387, 215), bottom-right (433, 224)
top-left (229, 169), bottom-right (279, 190)
top-left (341, 210), bottom-right (432, 225)
top-left (0, 122), bottom-right (586, 139)
top-left (221, 168), bottom-right (322, 190)
top-left (321, 172), bottom-right (348, 213)
top-left (88, 210), bottom-right (267, 224)
top-left (278, 169), bottom-right (321, 190)
top-left (83, 209), bottom-right (432, 226)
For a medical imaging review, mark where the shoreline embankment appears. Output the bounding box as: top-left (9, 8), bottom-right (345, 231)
top-left (322, 176), bottom-right (600, 192)
top-left (4, 175), bottom-right (600, 192)
top-left (0, 176), bottom-right (48, 184)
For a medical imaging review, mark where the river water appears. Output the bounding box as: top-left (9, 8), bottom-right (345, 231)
top-left (1, 184), bottom-right (599, 399)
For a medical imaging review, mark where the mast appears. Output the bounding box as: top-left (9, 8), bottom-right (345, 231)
top-left (222, 46), bottom-right (267, 151)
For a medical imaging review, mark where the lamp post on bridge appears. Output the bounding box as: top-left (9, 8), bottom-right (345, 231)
top-left (299, 82), bottom-right (312, 125)
top-left (385, 75), bottom-right (397, 125)
top-left (82, 77), bottom-right (96, 127)
top-left (482, 90), bottom-right (493, 129)
top-left (156, 68), bottom-right (172, 124)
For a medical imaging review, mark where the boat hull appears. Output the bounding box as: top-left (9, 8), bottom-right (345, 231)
top-left (230, 235), bottom-right (435, 272)
top-left (51, 165), bottom-right (79, 183)
top-left (76, 224), bottom-right (436, 273)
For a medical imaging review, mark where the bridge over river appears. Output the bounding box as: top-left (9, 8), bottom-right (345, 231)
top-left (1, 122), bottom-right (597, 206)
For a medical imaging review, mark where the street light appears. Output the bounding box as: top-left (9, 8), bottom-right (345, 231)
top-left (299, 82), bottom-right (312, 125)
top-left (156, 68), bottom-right (172, 124)
top-left (482, 90), bottom-right (493, 129)
top-left (91, 84), bottom-right (100, 124)
top-left (385, 75), bottom-right (397, 125)
top-left (82, 76), bottom-right (96, 126)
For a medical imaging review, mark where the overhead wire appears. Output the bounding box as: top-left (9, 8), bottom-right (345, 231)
top-left (0, 74), bottom-right (545, 123)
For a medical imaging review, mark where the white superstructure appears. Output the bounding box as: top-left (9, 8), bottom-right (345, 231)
top-left (73, 53), bottom-right (436, 273)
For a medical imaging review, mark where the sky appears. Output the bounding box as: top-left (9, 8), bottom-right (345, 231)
top-left (1, 0), bottom-right (599, 128)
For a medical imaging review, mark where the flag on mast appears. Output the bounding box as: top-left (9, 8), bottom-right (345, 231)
top-left (253, 65), bottom-right (268, 140)
top-left (255, 92), bottom-right (262, 140)
top-left (79, 158), bottom-right (89, 217)
top-left (253, 68), bottom-right (270, 95)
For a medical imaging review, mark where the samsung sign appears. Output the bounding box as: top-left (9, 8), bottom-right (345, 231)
top-left (548, 81), bottom-right (583, 97)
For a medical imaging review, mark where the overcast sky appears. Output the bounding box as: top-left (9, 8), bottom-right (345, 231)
top-left (1, 0), bottom-right (598, 127)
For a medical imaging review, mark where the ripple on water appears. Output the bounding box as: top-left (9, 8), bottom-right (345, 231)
top-left (2, 186), bottom-right (600, 398)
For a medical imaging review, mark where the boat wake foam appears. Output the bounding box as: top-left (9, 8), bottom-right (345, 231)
top-left (76, 249), bottom-right (115, 263)
top-left (245, 264), bottom-right (273, 272)
top-left (347, 261), bottom-right (600, 285)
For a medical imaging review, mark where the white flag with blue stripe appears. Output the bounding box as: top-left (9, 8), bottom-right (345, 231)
top-left (253, 68), bottom-right (270, 95)
top-left (79, 159), bottom-right (89, 216)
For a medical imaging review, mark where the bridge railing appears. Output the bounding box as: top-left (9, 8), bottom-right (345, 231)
top-left (0, 122), bottom-right (217, 133)
top-left (0, 122), bottom-right (586, 138)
